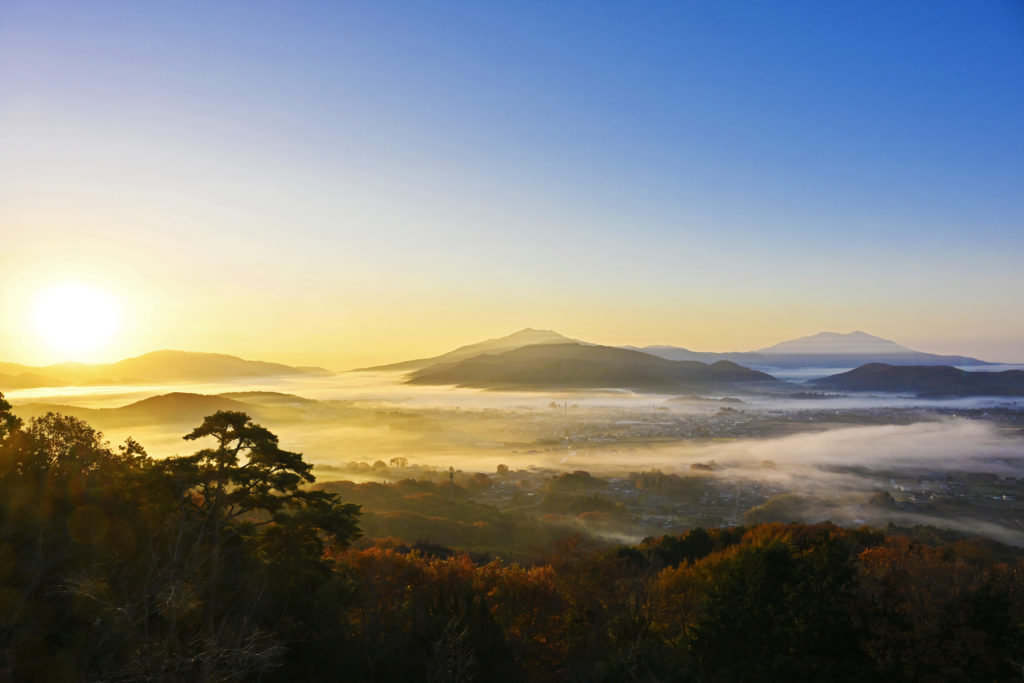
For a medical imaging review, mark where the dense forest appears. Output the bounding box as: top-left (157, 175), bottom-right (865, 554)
top-left (1, 391), bottom-right (1022, 681)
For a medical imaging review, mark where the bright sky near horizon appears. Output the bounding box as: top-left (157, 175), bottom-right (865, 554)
top-left (1, 1), bottom-right (1022, 367)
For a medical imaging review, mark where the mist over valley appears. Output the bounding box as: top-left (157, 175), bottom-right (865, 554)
top-left (5, 4), bottom-right (1023, 677)
top-left (7, 328), bottom-right (1023, 548)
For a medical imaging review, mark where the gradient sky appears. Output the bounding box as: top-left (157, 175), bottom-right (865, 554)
top-left (2, 1), bottom-right (1022, 368)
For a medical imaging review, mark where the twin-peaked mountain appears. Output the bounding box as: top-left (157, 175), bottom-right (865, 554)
top-left (628, 331), bottom-right (990, 369)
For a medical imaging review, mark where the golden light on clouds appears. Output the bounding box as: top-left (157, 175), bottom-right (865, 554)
top-left (30, 282), bottom-right (122, 361)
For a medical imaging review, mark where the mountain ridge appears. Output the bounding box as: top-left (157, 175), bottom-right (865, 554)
top-left (628, 331), bottom-right (991, 368)
top-left (0, 329), bottom-right (999, 392)
top-left (405, 342), bottom-right (791, 394)
top-left (0, 350), bottom-right (331, 390)
top-left (357, 328), bottom-right (577, 372)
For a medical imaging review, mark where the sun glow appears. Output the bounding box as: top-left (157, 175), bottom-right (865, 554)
top-left (30, 282), bottom-right (122, 360)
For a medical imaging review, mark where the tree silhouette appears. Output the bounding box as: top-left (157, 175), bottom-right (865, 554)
top-left (156, 410), bottom-right (360, 539)
top-left (0, 392), bottom-right (20, 443)
top-left (154, 411), bottom-right (361, 678)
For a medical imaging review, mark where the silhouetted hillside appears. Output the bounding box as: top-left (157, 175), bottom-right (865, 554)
top-left (407, 342), bottom-right (787, 393)
top-left (809, 363), bottom-right (1024, 397)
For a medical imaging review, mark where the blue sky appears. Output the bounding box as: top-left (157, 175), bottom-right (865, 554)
top-left (1, 1), bottom-right (1022, 365)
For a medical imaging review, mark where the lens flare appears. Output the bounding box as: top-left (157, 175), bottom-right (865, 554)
top-left (30, 282), bottom-right (121, 359)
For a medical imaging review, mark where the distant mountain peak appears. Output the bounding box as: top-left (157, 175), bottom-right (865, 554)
top-left (498, 327), bottom-right (567, 340)
top-left (357, 328), bottom-right (576, 371)
top-left (757, 331), bottom-right (913, 355)
top-left (809, 330), bottom-right (883, 340)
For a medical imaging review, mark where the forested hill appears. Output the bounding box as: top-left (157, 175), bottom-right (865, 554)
top-left (810, 363), bottom-right (1024, 397)
top-left (406, 342), bottom-right (789, 393)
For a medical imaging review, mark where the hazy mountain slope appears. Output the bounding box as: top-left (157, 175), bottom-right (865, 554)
top-left (622, 345), bottom-right (728, 363)
top-left (406, 342), bottom-right (787, 393)
top-left (58, 350), bottom-right (330, 382)
top-left (359, 328), bottom-right (577, 371)
top-left (808, 364), bottom-right (1024, 397)
top-left (0, 361), bottom-right (34, 375)
top-left (757, 331), bottom-right (911, 355)
top-left (0, 351), bottom-right (331, 389)
top-left (0, 371), bottom-right (69, 390)
top-left (631, 331), bottom-right (991, 368)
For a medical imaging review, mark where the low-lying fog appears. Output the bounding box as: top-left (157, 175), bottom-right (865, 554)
top-left (9, 369), bottom-right (1024, 412)
top-left (7, 370), bottom-right (1024, 544)
top-left (7, 370), bottom-right (1024, 464)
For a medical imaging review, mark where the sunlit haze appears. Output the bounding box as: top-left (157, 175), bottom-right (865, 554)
top-left (29, 281), bottom-right (121, 361)
top-left (1, 1), bottom-right (1022, 366)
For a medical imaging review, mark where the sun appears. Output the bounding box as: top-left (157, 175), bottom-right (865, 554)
top-left (30, 282), bottom-right (122, 360)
